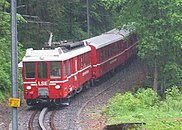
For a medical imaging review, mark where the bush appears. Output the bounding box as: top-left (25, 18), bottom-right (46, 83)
top-left (136, 88), bottom-right (159, 108)
top-left (105, 87), bottom-right (182, 129)
top-left (161, 86), bottom-right (182, 111)
top-left (108, 92), bottom-right (140, 116)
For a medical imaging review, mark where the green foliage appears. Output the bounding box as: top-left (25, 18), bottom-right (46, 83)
top-left (0, 0), bottom-right (9, 10)
top-left (163, 62), bottom-right (182, 88)
top-left (160, 86), bottom-right (182, 111)
top-left (102, 0), bottom-right (182, 90)
top-left (0, 0), bottom-right (25, 101)
top-left (0, 91), bottom-right (6, 102)
top-left (0, 66), bottom-right (11, 90)
top-left (17, 0), bottom-right (115, 49)
top-left (136, 88), bottom-right (159, 108)
top-left (107, 93), bottom-right (140, 115)
top-left (105, 87), bottom-right (182, 129)
top-left (0, 1), bottom-right (11, 96)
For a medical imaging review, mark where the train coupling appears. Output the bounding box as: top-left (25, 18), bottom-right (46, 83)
top-left (36, 96), bottom-right (49, 104)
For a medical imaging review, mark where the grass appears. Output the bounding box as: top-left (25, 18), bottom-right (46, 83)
top-left (104, 87), bottom-right (182, 130)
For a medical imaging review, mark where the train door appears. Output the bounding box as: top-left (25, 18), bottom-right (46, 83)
top-left (37, 61), bottom-right (49, 98)
top-left (75, 58), bottom-right (78, 82)
top-left (62, 60), bottom-right (67, 82)
top-left (67, 58), bottom-right (74, 89)
top-left (72, 57), bottom-right (78, 88)
top-left (121, 41), bottom-right (127, 63)
top-left (62, 60), bottom-right (69, 97)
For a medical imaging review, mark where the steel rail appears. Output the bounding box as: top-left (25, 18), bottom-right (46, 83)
top-left (39, 107), bottom-right (48, 130)
top-left (76, 78), bottom-right (120, 130)
top-left (28, 110), bottom-right (38, 130)
top-left (50, 110), bottom-right (57, 130)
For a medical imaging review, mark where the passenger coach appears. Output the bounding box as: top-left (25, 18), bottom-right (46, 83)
top-left (84, 29), bottom-right (137, 79)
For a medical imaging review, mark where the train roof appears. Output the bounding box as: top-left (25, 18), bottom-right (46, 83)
top-left (84, 29), bottom-right (129, 49)
top-left (22, 45), bottom-right (91, 62)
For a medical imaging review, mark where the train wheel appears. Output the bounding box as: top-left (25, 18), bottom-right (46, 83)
top-left (61, 97), bottom-right (70, 106)
top-left (76, 85), bottom-right (83, 94)
top-left (53, 99), bottom-right (61, 106)
top-left (110, 69), bottom-right (115, 76)
top-left (90, 79), bottom-right (95, 87)
top-left (26, 99), bottom-right (36, 106)
top-left (84, 81), bottom-right (91, 89)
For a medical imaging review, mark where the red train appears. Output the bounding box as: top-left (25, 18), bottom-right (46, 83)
top-left (21, 29), bottom-right (137, 106)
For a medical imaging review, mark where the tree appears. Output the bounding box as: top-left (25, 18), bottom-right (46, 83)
top-left (17, 0), bottom-right (115, 49)
top-left (102, 0), bottom-right (182, 93)
top-left (0, 0), bottom-right (24, 100)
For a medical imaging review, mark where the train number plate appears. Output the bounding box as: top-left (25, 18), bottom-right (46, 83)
top-left (8, 98), bottom-right (20, 108)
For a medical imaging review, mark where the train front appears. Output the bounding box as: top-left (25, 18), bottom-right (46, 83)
top-left (22, 48), bottom-right (65, 106)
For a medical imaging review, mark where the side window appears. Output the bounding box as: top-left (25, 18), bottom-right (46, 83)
top-left (83, 54), bottom-right (86, 67)
top-left (87, 53), bottom-right (90, 64)
top-left (117, 43), bottom-right (119, 52)
top-left (83, 55), bottom-right (85, 67)
top-left (118, 42), bottom-right (121, 51)
top-left (24, 62), bottom-right (35, 79)
top-left (102, 48), bottom-right (105, 61)
top-left (64, 61), bottom-right (67, 76)
top-left (102, 49), bottom-right (105, 61)
top-left (106, 48), bottom-right (109, 59)
top-left (68, 60), bottom-right (71, 75)
top-left (109, 45), bottom-right (112, 57)
top-left (80, 56), bottom-right (83, 69)
top-left (115, 43), bottom-right (117, 53)
top-left (50, 62), bottom-right (61, 78)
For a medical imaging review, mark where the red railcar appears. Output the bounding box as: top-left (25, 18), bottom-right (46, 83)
top-left (84, 29), bottom-right (137, 79)
top-left (21, 29), bottom-right (137, 106)
top-left (22, 42), bottom-right (92, 105)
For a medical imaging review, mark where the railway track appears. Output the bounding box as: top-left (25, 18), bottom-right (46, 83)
top-left (28, 107), bottom-right (57, 130)
top-left (16, 59), bottom-right (146, 130)
top-left (76, 77), bottom-right (121, 130)
top-left (50, 59), bottom-right (145, 129)
top-left (26, 78), bottom-right (121, 130)
top-left (26, 76), bottom-right (119, 130)
top-left (28, 110), bottom-right (39, 130)
top-left (74, 59), bottom-right (147, 129)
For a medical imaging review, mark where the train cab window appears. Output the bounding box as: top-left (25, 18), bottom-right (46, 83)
top-left (64, 61), bottom-right (67, 76)
top-left (38, 62), bottom-right (47, 79)
top-left (24, 62), bottom-right (35, 79)
top-left (50, 62), bottom-right (61, 78)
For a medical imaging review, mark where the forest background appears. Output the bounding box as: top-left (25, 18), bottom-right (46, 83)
top-left (0, 0), bottom-right (182, 100)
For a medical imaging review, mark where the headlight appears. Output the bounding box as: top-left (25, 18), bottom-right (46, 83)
top-left (55, 85), bottom-right (61, 89)
top-left (26, 86), bottom-right (31, 90)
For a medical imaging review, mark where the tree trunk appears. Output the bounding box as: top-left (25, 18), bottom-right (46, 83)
top-left (153, 59), bottom-right (158, 92)
top-left (160, 77), bottom-right (166, 98)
